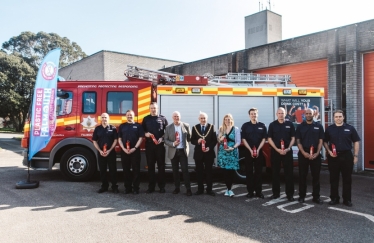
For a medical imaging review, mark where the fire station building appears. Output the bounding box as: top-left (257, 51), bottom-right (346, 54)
top-left (60, 10), bottom-right (374, 172)
top-left (159, 11), bottom-right (374, 172)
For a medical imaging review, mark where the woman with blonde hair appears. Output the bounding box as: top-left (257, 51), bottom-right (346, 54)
top-left (217, 114), bottom-right (241, 197)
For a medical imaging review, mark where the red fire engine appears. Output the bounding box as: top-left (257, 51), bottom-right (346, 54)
top-left (21, 65), bottom-right (325, 181)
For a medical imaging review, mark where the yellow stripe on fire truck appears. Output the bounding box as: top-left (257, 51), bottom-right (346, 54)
top-left (157, 86), bottom-right (324, 97)
top-left (137, 86), bottom-right (152, 122)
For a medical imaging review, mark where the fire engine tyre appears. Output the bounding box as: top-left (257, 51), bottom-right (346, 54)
top-left (60, 147), bottom-right (97, 181)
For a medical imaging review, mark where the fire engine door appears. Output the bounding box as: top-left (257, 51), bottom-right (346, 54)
top-left (54, 88), bottom-right (77, 137)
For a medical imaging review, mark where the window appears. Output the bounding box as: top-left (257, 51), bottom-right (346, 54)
top-left (56, 91), bottom-right (73, 116)
top-left (83, 92), bottom-right (96, 114)
top-left (107, 92), bottom-right (133, 114)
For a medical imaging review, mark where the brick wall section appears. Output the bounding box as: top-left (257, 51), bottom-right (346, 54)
top-left (59, 51), bottom-right (183, 81)
top-left (59, 51), bottom-right (105, 80)
top-left (103, 51), bottom-right (183, 80)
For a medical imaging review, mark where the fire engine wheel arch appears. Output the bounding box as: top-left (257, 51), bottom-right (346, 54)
top-left (60, 147), bottom-right (97, 181)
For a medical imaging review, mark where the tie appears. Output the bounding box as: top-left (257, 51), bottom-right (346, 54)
top-left (201, 125), bottom-right (205, 134)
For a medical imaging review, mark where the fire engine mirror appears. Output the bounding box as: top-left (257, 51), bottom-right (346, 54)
top-left (57, 90), bottom-right (70, 99)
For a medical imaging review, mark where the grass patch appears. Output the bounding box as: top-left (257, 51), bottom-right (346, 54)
top-left (0, 128), bottom-right (16, 133)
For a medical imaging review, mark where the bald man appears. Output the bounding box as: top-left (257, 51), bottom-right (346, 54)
top-left (92, 113), bottom-right (118, 193)
top-left (164, 111), bottom-right (192, 196)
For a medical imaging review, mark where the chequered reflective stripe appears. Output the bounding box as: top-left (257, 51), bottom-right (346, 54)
top-left (157, 86), bottom-right (324, 96)
top-left (137, 86), bottom-right (152, 123)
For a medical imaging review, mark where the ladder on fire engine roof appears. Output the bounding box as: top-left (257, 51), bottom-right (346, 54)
top-left (125, 65), bottom-right (294, 87)
top-left (208, 73), bottom-right (294, 87)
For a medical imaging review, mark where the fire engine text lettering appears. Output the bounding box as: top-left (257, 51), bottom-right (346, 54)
top-left (40, 88), bottom-right (52, 137)
top-left (33, 89), bottom-right (44, 136)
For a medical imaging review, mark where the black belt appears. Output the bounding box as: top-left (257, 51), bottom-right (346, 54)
top-left (337, 150), bottom-right (351, 154)
top-left (176, 148), bottom-right (184, 150)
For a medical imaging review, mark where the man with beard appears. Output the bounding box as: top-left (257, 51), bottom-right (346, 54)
top-left (295, 108), bottom-right (324, 204)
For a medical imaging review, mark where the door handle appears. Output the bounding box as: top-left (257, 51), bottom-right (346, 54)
top-left (64, 126), bottom-right (75, 131)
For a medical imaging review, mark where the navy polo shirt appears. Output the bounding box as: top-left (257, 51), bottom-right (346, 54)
top-left (240, 121), bottom-right (267, 148)
top-left (324, 123), bottom-right (360, 151)
top-left (142, 114), bottom-right (168, 142)
top-left (118, 122), bottom-right (145, 148)
top-left (268, 120), bottom-right (296, 148)
top-left (295, 121), bottom-right (324, 149)
top-left (92, 124), bottom-right (118, 150)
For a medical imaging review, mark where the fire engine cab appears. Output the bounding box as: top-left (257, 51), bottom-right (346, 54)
top-left (22, 65), bottom-right (325, 182)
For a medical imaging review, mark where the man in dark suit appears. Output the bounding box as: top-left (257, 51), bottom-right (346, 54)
top-left (164, 111), bottom-right (192, 196)
top-left (191, 112), bottom-right (217, 196)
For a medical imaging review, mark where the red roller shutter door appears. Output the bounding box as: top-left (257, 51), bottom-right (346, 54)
top-left (254, 60), bottom-right (328, 93)
top-left (364, 52), bottom-right (374, 170)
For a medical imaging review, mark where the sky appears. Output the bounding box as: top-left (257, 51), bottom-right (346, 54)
top-left (1, 0), bottom-right (373, 63)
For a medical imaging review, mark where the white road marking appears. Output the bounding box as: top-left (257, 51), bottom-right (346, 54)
top-left (277, 195), bottom-right (314, 213)
top-left (329, 207), bottom-right (374, 223)
top-left (262, 193), bottom-right (287, 206)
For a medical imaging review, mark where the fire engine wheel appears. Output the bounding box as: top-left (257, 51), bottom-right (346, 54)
top-left (60, 147), bottom-right (96, 181)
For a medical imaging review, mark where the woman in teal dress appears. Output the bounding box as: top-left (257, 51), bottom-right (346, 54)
top-left (217, 114), bottom-right (241, 197)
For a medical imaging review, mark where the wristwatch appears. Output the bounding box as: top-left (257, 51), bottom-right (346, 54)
top-left (354, 154), bottom-right (358, 157)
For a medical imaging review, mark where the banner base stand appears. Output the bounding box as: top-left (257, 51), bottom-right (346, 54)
top-left (16, 180), bottom-right (39, 189)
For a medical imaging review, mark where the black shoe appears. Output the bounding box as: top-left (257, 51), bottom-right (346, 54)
top-left (97, 188), bottom-right (108, 193)
top-left (112, 188), bottom-right (119, 194)
top-left (124, 190), bottom-right (132, 194)
top-left (159, 188), bottom-right (166, 193)
top-left (298, 197), bottom-right (305, 203)
top-left (206, 191), bottom-right (216, 196)
top-left (287, 197), bottom-right (295, 202)
top-left (133, 190), bottom-right (139, 195)
top-left (329, 199), bottom-right (340, 205)
top-left (146, 189), bottom-right (155, 194)
top-left (269, 194), bottom-right (280, 199)
top-left (172, 188), bottom-right (180, 194)
top-left (255, 193), bottom-right (265, 199)
top-left (246, 193), bottom-right (254, 198)
top-left (186, 189), bottom-right (192, 196)
top-left (312, 198), bottom-right (323, 205)
top-left (343, 200), bottom-right (353, 207)
top-left (194, 190), bottom-right (204, 195)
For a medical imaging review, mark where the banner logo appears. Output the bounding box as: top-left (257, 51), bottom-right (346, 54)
top-left (42, 61), bottom-right (57, 80)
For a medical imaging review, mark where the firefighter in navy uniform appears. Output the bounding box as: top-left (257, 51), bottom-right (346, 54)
top-left (323, 110), bottom-right (360, 207)
top-left (241, 108), bottom-right (267, 199)
top-left (118, 110), bottom-right (145, 194)
top-left (142, 102), bottom-right (168, 193)
top-left (92, 113), bottom-right (118, 193)
top-left (267, 107), bottom-right (296, 201)
top-left (295, 108), bottom-right (324, 204)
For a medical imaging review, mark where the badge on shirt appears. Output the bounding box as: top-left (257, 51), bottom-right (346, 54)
top-left (286, 126), bottom-right (290, 128)
top-left (258, 127), bottom-right (263, 130)
top-left (133, 126), bottom-right (138, 129)
top-left (344, 129), bottom-right (350, 132)
top-left (314, 127), bottom-right (319, 130)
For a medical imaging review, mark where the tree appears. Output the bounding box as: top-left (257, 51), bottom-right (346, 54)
top-left (2, 31), bottom-right (86, 69)
top-left (0, 31), bottom-right (87, 131)
top-left (0, 52), bottom-right (35, 132)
